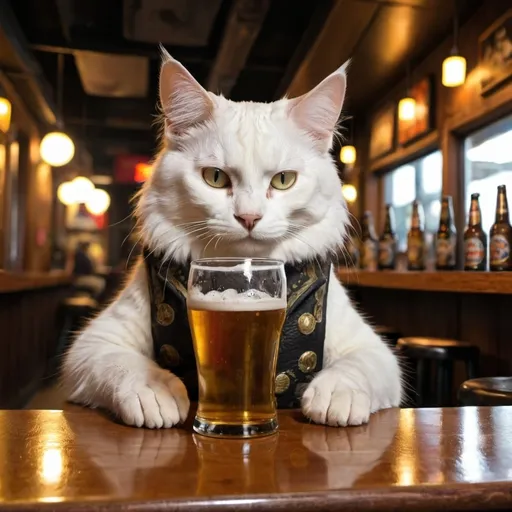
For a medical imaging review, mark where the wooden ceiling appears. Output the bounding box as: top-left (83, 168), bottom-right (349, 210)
top-left (4, 0), bottom-right (483, 174)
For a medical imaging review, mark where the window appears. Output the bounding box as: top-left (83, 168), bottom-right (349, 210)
top-left (464, 114), bottom-right (512, 235)
top-left (384, 150), bottom-right (442, 251)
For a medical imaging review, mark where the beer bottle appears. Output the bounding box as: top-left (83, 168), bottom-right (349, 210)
top-left (463, 193), bottom-right (487, 271)
top-left (407, 200), bottom-right (425, 270)
top-left (435, 195), bottom-right (457, 270)
top-left (378, 204), bottom-right (397, 270)
top-left (490, 184), bottom-right (512, 271)
top-left (360, 211), bottom-right (378, 271)
top-left (347, 235), bottom-right (360, 269)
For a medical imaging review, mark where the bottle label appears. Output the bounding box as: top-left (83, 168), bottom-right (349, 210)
top-left (361, 239), bottom-right (377, 270)
top-left (464, 237), bottom-right (485, 266)
top-left (378, 240), bottom-right (395, 267)
top-left (436, 237), bottom-right (456, 267)
top-left (407, 238), bottom-right (424, 266)
top-left (490, 234), bottom-right (510, 266)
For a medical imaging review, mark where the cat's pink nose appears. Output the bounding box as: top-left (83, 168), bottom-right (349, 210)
top-left (234, 214), bottom-right (262, 231)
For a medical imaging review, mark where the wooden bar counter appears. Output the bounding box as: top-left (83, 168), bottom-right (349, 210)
top-left (1, 406), bottom-right (512, 511)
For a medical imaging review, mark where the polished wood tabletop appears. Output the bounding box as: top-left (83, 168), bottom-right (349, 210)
top-left (1, 406), bottom-right (512, 511)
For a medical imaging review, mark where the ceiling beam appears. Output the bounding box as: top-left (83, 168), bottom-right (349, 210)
top-left (273, 0), bottom-right (335, 100)
top-left (0, 1), bottom-right (57, 125)
top-left (30, 39), bottom-right (206, 62)
top-left (207, 0), bottom-right (271, 96)
top-left (30, 40), bottom-right (285, 74)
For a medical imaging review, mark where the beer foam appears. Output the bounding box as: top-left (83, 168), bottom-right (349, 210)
top-left (188, 287), bottom-right (286, 312)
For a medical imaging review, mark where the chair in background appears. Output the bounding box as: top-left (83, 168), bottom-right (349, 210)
top-left (458, 377), bottom-right (512, 406)
top-left (398, 337), bottom-right (479, 407)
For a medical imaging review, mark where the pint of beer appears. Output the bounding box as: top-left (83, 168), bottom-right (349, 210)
top-left (187, 258), bottom-right (286, 438)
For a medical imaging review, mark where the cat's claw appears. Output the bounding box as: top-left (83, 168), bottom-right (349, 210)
top-left (301, 369), bottom-right (372, 427)
top-left (115, 369), bottom-right (189, 429)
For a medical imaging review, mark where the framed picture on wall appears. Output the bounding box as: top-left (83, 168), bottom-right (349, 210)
top-left (397, 76), bottom-right (434, 146)
top-left (479, 9), bottom-right (512, 96)
top-left (369, 103), bottom-right (395, 160)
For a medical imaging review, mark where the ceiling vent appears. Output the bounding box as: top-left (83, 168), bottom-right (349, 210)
top-left (74, 51), bottom-right (149, 98)
top-left (123, 0), bottom-right (223, 46)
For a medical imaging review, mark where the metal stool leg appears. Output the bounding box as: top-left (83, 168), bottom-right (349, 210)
top-left (436, 361), bottom-right (454, 407)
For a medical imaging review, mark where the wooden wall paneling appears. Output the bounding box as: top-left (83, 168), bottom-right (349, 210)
top-left (0, 285), bottom-right (69, 408)
top-left (496, 294), bottom-right (512, 376)
top-left (458, 294), bottom-right (500, 378)
top-left (441, 126), bottom-right (465, 269)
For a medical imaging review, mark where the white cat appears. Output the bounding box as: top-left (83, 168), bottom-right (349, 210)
top-left (61, 50), bottom-right (402, 428)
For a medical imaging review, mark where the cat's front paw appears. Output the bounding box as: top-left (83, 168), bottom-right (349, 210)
top-left (301, 369), bottom-right (372, 427)
top-left (114, 367), bottom-right (190, 429)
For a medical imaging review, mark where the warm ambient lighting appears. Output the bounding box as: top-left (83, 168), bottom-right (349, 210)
top-left (57, 181), bottom-right (76, 205)
top-left (134, 162), bottom-right (153, 182)
top-left (442, 55), bottom-right (466, 87)
top-left (342, 184), bottom-right (357, 203)
top-left (0, 97), bottom-right (12, 133)
top-left (398, 97), bottom-right (416, 121)
top-left (71, 176), bottom-right (95, 203)
top-left (340, 145), bottom-right (357, 165)
top-left (85, 188), bottom-right (111, 215)
top-left (57, 176), bottom-right (96, 206)
top-left (40, 131), bottom-right (75, 167)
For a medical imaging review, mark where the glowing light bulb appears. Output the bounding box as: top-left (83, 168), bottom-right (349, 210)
top-left (57, 181), bottom-right (76, 205)
top-left (442, 55), bottom-right (466, 87)
top-left (0, 97), bottom-right (11, 133)
top-left (40, 132), bottom-right (75, 167)
top-left (71, 176), bottom-right (95, 203)
top-left (342, 184), bottom-right (357, 203)
top-left (340, 145), bottom-right (357, 165)
top-left (398, 97), bottom-right (416, 121)
top-left (85, 188), bottom-right (111, 215)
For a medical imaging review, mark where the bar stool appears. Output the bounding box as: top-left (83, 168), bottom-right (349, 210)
top-left (375, 325), bottom-right (402, 347)
top-left (397, 337), bottom-right (479, 407)
top-left (458, 377), bottom-right (512, 406)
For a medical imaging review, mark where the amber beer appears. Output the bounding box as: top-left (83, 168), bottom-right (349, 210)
top-left (407, 200), bottom-right (425, 270)
top-left (435, 195), bottom-right (457, 270)
top-left (464, 193), bottom-right (487, 271)
top-left (378, 204), bottom-right (397, 270)
top-left (188, 296), bottom-right (286, 434)
top-left (490, 185), bottom-right (512, 271)
top-left (360, 211), bottom-right (378, 271)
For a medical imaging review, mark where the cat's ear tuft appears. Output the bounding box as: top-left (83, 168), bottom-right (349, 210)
top-left (159, 47), bottom-right (214, 137)
top-left (288, 60), bottom-right (349, 152)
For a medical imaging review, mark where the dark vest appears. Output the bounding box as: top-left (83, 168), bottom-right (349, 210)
top-left (144, 251), bottom-right (331, 408)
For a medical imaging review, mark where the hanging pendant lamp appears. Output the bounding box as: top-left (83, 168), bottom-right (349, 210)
top-left (40, 53), bottom-right (75, 167)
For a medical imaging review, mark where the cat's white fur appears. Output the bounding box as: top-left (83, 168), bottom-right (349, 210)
top-left (61, 51), bottom-right (402, 428)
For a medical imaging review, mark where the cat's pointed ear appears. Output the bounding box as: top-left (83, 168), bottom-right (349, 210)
top-left (159, 46), bottom-right (214, 137)
top-left (288, 60), bottom-right (349, 152)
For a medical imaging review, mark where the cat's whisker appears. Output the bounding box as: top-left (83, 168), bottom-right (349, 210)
top-left (125, 233), bottom-right (144, 269)
top-left (214, 234), bottom-right (224, 251)
top-left (109, 213), bottom-right (133, 228)
top-left (202, 232), bottom-right (219, 256)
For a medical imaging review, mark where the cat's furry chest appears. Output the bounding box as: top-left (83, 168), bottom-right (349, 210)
top-left (144, 250), bottom-right (331, 409)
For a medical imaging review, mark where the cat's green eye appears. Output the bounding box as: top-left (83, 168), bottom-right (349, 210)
top-left (271, 171), bottom-right (297, 190)
top-left (202, 167), bottom-right (230, 188)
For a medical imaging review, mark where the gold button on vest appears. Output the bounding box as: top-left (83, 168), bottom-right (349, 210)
top-left (159, 344), bottom-right (181, 368)
top-left (157, 303), bottom-right (175, 326)
top-left (275, 373), bottom-right (291, 394)
top-left (298, 351), bottom-right (318, 373)
top-left (298, 312), bottom-right (316, 335)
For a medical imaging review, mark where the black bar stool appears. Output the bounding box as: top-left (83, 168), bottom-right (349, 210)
top-left (458, 377), bottom-right (512, 406)
top-left (375, 325), bottom-right (402, 347)
top-left (397, 337), bottom-right (479, 407)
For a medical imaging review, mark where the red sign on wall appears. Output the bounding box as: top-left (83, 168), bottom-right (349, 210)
top-left (114, 155), bottom-right (151, 183)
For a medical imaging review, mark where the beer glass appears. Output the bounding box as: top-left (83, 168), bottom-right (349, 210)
top-left (187, 258), bottom-right (286, 438)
